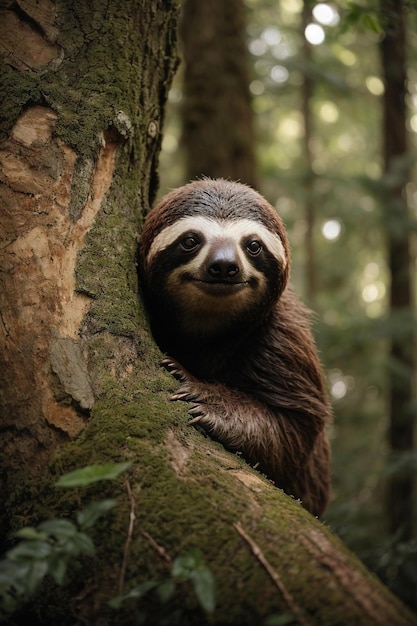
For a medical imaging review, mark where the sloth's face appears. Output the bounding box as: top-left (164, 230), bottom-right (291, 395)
top-left (144, 215), bottom-right (287, 335)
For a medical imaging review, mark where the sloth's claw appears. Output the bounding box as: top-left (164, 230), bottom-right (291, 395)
top-left (188, 415), bottom-right (203, 425)
top-left (171, 389), bottom-right (192, 401)
top-left (161, 357), bottom-right (187, 382)
top-left (188, 405), bottom-right (204, 421)
top-left (162, 356), bottom-right (208, 428)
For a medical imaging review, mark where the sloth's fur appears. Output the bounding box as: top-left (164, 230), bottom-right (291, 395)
top-left (139, 178), bottom-right (332, 516)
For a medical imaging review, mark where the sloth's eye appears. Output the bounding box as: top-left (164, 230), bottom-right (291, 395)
top-left (180, 234), bottom-right (200, 251)
top-left (246, 240), bottom-right (262, 256)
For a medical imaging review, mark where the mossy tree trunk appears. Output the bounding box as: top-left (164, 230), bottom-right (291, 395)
top-left (0, 0), bottom-right (178, 475)
top-left (0, 2), bottom-right (416, 625)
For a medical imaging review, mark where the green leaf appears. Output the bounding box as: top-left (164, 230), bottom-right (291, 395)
top-left (7, 541), bottom-right (53, 562)
top-left (361, 13), bottom-right (383, 34)
top-left (264, 614), bottom-right (296, 626)
top-left (190, 567), bottom-right (216, 613)
top-left (156, 579), bottom-right (176, 603)
top-left (108, 581), bottom-right (157, 609)
top-left (38, 519), bottom-right (77, 539)
top-left (76, 499), bottom-right (116, 529)
top-left (172, 550), bottom-right (216, 613)
top-left (49, 557), bottom-right (68, 586)
top-left (0, 564), bottom-right (29, 618)
top-left (172, 549), bottom-right (202, 579)
top-left (70, 532), bottom-right (95, 557)
top-left (0, 560), bottom-right (28, 592)
top-left (13, 527), bottom-right (48, 542)
top-left (55, 462), bottom-right (132, 488)
top-left (24, 560), bottom-right (49, 595)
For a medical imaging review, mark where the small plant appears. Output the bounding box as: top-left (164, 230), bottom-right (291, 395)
top-left (0, 461), bottom-right (216, 623)
top-left (0, 462), bottom-right (130, 622)
top-left (109, 547), bottom-right (216, 615)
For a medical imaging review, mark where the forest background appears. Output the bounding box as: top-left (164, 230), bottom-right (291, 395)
top-left (159, 0), bottom-right (417, 609)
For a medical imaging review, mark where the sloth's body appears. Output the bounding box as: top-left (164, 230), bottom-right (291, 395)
top-left (139, 179), bottom-right (331, 516)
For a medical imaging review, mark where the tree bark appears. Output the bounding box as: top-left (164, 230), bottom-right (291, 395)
top-left (0, 1), bottom-right (416, 624)
top-left (180, 0), bottom-right (257, 187)
top-left (380, 0), bottom-right (416, 540)
top-left (0, 0), bottom-right (178, 478)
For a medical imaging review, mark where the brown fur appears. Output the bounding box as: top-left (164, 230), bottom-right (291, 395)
top-left (139, 179), bottom-right (332, 517)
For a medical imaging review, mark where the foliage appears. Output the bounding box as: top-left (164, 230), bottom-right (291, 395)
top-left (340, 3), bottom-right (383, 34)
top-left (55, 461), bottom-right (133, 487)
top-left (109, 548), bottom-right (216, 616)
top-left (0, 464), bottom-right (129, 621)
top-left (0, 463), bottom-right (216, 623)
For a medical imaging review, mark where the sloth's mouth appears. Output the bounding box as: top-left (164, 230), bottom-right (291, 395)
top-left (194, 279), bottom-right (249, 296)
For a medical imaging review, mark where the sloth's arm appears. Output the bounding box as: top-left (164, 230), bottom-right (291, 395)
top-left (162, 357), bottom-right (330, 516)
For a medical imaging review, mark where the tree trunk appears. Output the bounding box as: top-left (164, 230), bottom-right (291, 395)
top-left (301, 0), bottom-right (317, 306)
top-left (380, 0), bottom-right (416, 540)
top-left (0, 2), bottom-right (416, 624)
top-left (0, 0), bottom-right (178, 478)
top-left (180, 0), bottom-right (257, 187)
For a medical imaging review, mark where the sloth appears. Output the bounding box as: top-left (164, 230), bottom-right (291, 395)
top-left (138, 178), bottom-right (331, 516)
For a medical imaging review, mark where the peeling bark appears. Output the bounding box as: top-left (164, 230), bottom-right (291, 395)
top-left (0, 0), bottom-right (179, 472)
top-left (0, 106), bottom-right (119, 460)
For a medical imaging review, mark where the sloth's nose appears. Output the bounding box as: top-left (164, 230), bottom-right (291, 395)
top-left (206, 244), bottom-right (240, 280)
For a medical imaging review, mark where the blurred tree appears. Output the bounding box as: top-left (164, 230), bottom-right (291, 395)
top-left (180, 0), bottom-right (257, 186)
top-left (379, 0), bottom-right (416, 541)
top-left (301, 0), bottom-right (317, 305)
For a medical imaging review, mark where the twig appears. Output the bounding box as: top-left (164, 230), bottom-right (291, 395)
top-left (118, 479), bottom-right (137, 593)
top-left (141, 529), bottom-right (172, 564)
top-left (234, 522), bottom-right (310, 626)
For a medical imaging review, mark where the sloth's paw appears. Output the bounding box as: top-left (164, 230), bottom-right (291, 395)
top-left (161, 357), bottom-right (213, 428)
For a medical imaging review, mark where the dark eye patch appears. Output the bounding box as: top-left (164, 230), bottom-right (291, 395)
top-left (150, 231), bottom-right (206, 275)
top-left (242, 235), bottom-right (264, 257)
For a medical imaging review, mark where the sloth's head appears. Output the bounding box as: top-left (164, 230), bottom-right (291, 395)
top-left (139, 179), bottom-right (290, 341)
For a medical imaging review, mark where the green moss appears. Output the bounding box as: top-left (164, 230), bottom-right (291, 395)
top-left (0, 66), bottom-right (42, 141)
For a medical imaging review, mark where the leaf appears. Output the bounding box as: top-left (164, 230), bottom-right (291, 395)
top-left (190, 567), bottom-right (216, 613)
top-left (7, 541), bottom-right (53, 562)
top-left (0, 560), bottom-right (28, 590)
top-left (0, 561), bottom-right (29, 616)
top-left (13, 527), bottom-right (48, 542)
top-left (38, 519), bottom-right (77, 539)
top-left (108, 580), bottom-right (157, 609)
top-left (76, 499), bottom-right (116, 529)
top-left (361, 13), bottom-right (383, 34)
top-left (48, 557), bottom-right (68, 586)
top-left (156, 579), bottom-right (176, 603)
top-left (172, 549), bottom-right (202, 579)
top-left (55, 462), bottom-right (132, 488)
top-left (70, 532), bottom-right (95, 557)
top-left (23, 560), bottom-right (49, 595)
top-left (172, 550), bottom-right (216, 613)
top-left (264, 614), bottom-right (296, 626)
